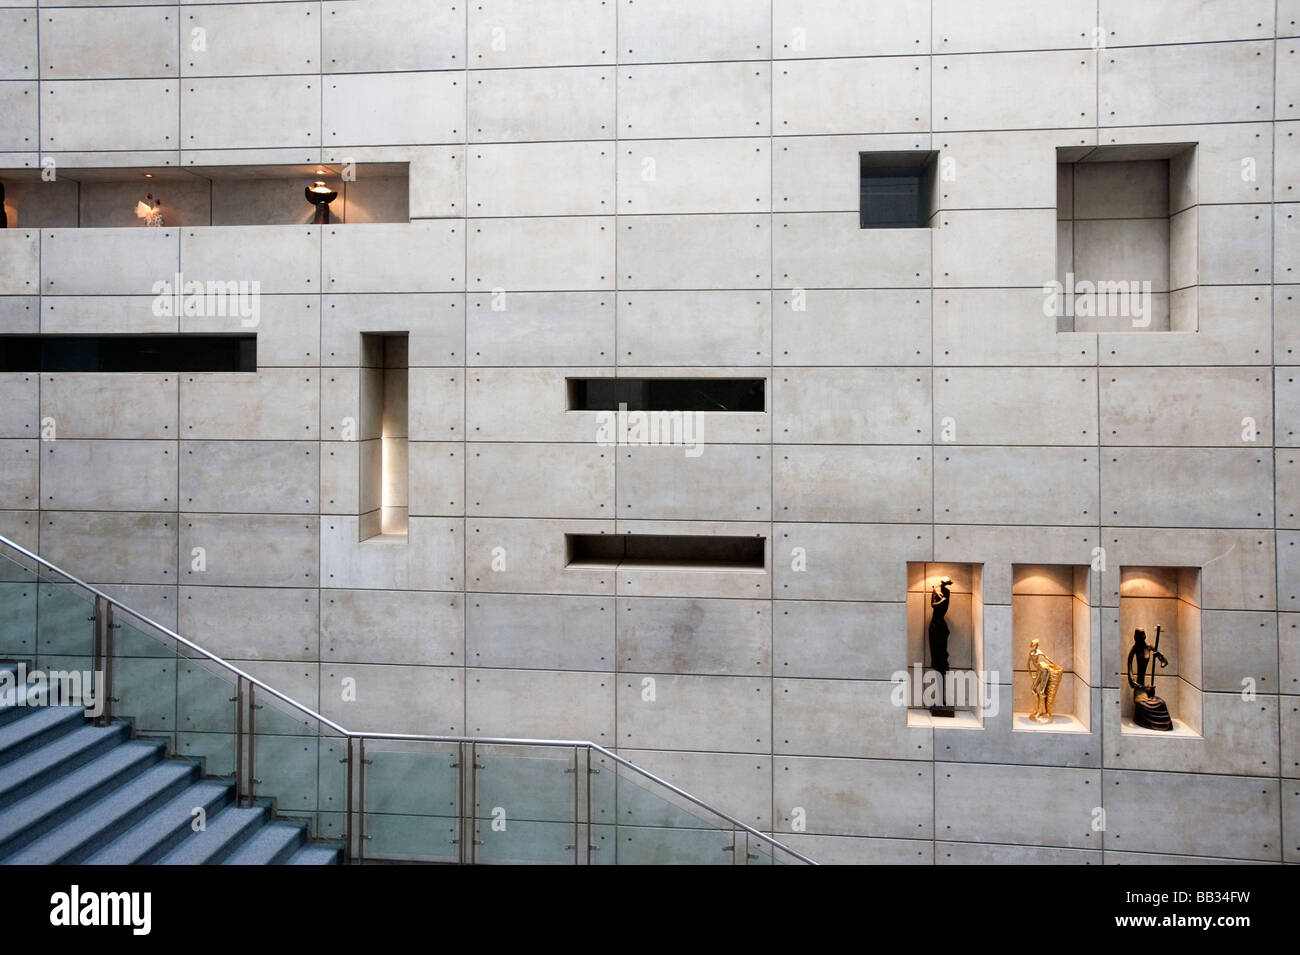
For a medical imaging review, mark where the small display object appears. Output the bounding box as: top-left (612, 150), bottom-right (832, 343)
top-left (305, 179), bottom-right (338, 224)
top-left (1025, 638), bottom-right (1063, 723)
top-left (1127, 626), bottom-right (1172, 731)
top-left (928, 576), bottom-right (955, 718)
top-left (135, 193), bottom-right (164, 227)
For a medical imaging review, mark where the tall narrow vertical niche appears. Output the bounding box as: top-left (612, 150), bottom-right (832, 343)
top-left (360, 332), bottom-right (409, 541)
top-left (1012, 564), bottom-right (1093, 733)
top-left (905, 562), bottom-right (985, 729)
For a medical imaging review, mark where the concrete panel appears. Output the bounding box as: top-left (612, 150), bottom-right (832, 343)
top-left (619, 215), bottom-right (768, 290)
top-left (40, 511), bottom-right (176, 586)
top-left (1104, 769), bottom-right (1279, 860)
top-left (1280, 451), bottom-right (1300, 528)
top-left (0, 230), bottom-right (38, 294)
top-left (1101, 0), bottom-right (1273, 45)
top-left (775, 446), bottom-right (931, 523)
top-left (43, 79), bottom-right (177, 151)
top-left (1284, 533), bottom-right (1300, 610)
top-left (184, 294), bottom-right (317, 367)
top-left (934, 0), bottom-right (1094, 53)
top-left (324, 293), bottom-right (462, 367)
top-left (619, 138), bottom-right (768, 215)
top-left (467, 443), bottom-right (613, 519)
top-left (774, 369), bottom-right (930, 444)
top-left (467, 593), bottom-right (611, 670)
top-left (0, 440), bottom-right (36, 510)
top-left (773, 523), bottom-right (929, 602)
top-left (324, 221), bottom-right (463, 293)
top-left (939, 842), bottom-right (1097, 865)
top-left (935, 51), bottom-right (1094, 131)
top-left (469, 216), bottom-right (613, 291)
top-left (42, 227), bottom-right (178, 295)
top-left (180, 225), bottom-right (319, 294)
top-left (1099, 527), bottom-right (1273, 612)
top-left (935, 368), bottom-right (1097, 444)
top-left (775, 213), bottom-right (930, 288)
top-left (407, 367), bottom-right (463, 441)
top-left (1101, 42), bottom-right (1273, 126)
top-left (774, 600), bottom-right (907, 680)
top-left (618, 597), bottom-right (768, 677)
top-left (774, 57), bottom-right (926, 136)
top-left (468, 0), bottom-right (614, 69)
top-left (40, 374), bottom-right (177, 440)
top-left (936, 289), bottom-right (1095, 366)
top-left (615, 291), bottom-right (766, 366)
top-left (470, 142), bottom-right (612, 217)
top-left (0, 82), bottom-right (36, 151)
top-left (618, 674), bottom-right (768, 752)
top-left (183, 3), bottom-right (317, 76)
top-left (408, 442), bottom-right (464, 518)
top-left (321, 664), bottom-right (462, 735)
top-left (776, 679), bottom-right (928, 760)
top-left (1102, 368), bottom-right (1272, 446)
top-left (469, 66), bottom-right (614, 143)
top-left (178, 585), bottom-right (317, 661)
top-left (1102, 285), bottom-right (1269, 368)
top-left (180, 370), bottom-right (318, 440)
top-left (934, 210), bottom-right (1056, 287)
top-left (466, 518), bottom-right (616, 596)
top-left (610, 519), bottom-right (771, 601)
top-left (0, 11), bottom-right (35, 80)
top-left (40, 440), bottom-right (175, 511)
top-left (775, 289), bottom-right (929, 365)
top-left (1201, 611), bottom-right (1278, 693)
top-left (617, 445), bottom-right (769, 521)
top-left (773, 0), bottom-right (927, 58)
top-left (323, 0), bottom-right (461, 72)
top-left (618, 749), bottom-right (771, 830)
top-left (937, 762), bottom-right (1099, 848)
top-left (180, 514), bottom-right (318, 588)
top-left (467, 292), bottom-right (612, 366)
top-left (1195, 204), bottom-right (1271, 285)
top-left (182, 76), bottom-right (318, 150)
top-left (325, 72), bottom-right (464, 146)
top-left (467, 668), bottom-right (613, 743)
top-left (775, 756), bottom-right (933, 838)
top-left (322, 589), bottom-right (462, 666)
top-left (620, 0), bottom-right (769, 62)
top-left (1102, 449), bottom-right (1272, 528)
top-left (935, 447), bottom-right (1098, 526)
top-left (0, 374), bottom-right (36, 439)
top-left (41, 295), bottom-right (174, 336)
top-left (180, 441), bottom-right (317, 514)
top-left (621, 62), bottom-right (769, 139)
top-left (42, 7), bottom-right (176, 78)
top-left (321, 517), bottom-right (463, 591)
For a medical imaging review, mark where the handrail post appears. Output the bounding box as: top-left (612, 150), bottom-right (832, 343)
top-left (469, 741), bottom-right (478, 865)
top-left (571, 745), bottom-right (579, 865)
top-left (454, 741), bottom-right (465, 865)
top-left (102, 602), bottom-right (115, 725)
top-left (584, 745), bottom-right (593, 866)
top-left (246, 683), bottom-right (257, 808)
top-left (234, 677), bottom-right (246, 807)
top-left (357, 736), bottom-right (367, 865)
top-left (90, 595), bottom-right (104, 726)
top-left (344, 736), bottom-right (354, 864)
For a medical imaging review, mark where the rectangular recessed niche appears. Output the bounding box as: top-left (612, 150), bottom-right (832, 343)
top-left (0, 334), bottom-right (255, 372)
top-left (359, 333), bottom-right (409, 541)
top-left (1012, 564), bottom-right (1093, 733)
top-left (905, 562), bottom-right (984, 729)
top-left (567, 378), bottom-right (765, 412)
top-left (0, 162), bottom-right (410, 228)
top-left (1055, 144), bottom-right (1198, 333)
top-left (565, 534), bottom-right (765, 570)
top-left (1118, 566), bottom-right (1202, 737)
top-left (859, 151), bottom-right (938, 229)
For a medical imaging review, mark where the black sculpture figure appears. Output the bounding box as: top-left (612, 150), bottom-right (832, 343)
top-left (928, 576), bottom-right (954, 718)
top-left (0, 182), bottom-right (7, 229)
top-left (1127, 626), bottom-right (1173, 731)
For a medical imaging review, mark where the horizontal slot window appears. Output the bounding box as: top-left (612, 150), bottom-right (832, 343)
top-left (566, 534), bottom-right (765, 570)
top-left (567, 378), bottom-right (765, 412)
top-left (0, 335), bottom-right (256, 373)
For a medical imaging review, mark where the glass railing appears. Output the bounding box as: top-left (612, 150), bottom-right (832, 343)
top-left (0, 536), bottom-right (814, 865)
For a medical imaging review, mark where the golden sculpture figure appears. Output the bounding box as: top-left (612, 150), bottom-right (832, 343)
top-left (1026, 638), bottom-right (1064, 723)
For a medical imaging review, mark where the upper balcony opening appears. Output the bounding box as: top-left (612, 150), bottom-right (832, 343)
top-left (0, 162), bottom-right (410, 229)
top-left (859, 151), bottom-right (939, 229)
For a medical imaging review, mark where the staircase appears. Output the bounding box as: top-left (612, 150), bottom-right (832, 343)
top-left (0, 662), bottom-right (341, 865)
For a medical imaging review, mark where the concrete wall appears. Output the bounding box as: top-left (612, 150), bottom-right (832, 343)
top-left (0, 0), bottom-right (1294, 864)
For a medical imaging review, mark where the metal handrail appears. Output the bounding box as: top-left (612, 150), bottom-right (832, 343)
top-left (0, 534), bottom-right (815, 864)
